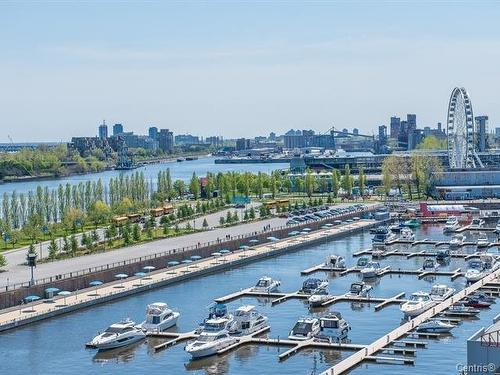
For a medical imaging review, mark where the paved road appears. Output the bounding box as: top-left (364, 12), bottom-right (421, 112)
top-left (0, 216), bottom-right (287, 286)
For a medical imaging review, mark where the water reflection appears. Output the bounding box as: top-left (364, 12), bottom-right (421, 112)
top-left (92, 341), bottom-right (143, 363)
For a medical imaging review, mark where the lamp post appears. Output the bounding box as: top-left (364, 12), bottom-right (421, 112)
top-left (26, 250), bottom-right (37, 287)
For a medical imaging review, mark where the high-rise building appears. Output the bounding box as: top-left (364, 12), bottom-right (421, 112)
top-left (236, 138), bottom-right (251, 151)
top-left (390, 116), bottom-right (401, 139)
top-left (407, 114), bottom-right (417, 129)
top-left (495, 127), bottom-right (500, 139)
top-left (113, 123), bottom-right (124, 136)
top-left (475, 116), bottom-right (489, 152)
top-left (148, 126), bottom-right (158, 140)
top-left (378, 125), bottom-right (387, 144)
top-left (98, 120), bottom-right (108, 140)
top-left (269, 132), bottom-right (276, 141)
top-left (158, 129), bottom-right (174, 153)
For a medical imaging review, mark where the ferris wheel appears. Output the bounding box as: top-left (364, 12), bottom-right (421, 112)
top-left (447, 87), bottom-right (476, 169)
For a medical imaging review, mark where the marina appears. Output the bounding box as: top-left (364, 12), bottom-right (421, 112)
top-left (0, 218), bottom-right (499, 375)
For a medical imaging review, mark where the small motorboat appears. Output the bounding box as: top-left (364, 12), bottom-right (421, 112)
top-left (301, 278), bottom-right (328, 295)
top-left (449, 234), bottom-right (466, 248)
top-left (465, 260), bottom-right (488, 283)
top-left (288, 317), bottom-right (320, 341)
top-left (443, 217), bottom-right (459, 233)
top-left (436, 248), bottom-right (450, 261)
top-left (345, 281), bottom-right (372, 297)
top-left (228, 305), bottom-right (268, 336)
top-left (372, 230), bottom-right (397, 244)
top-left (469, 218), bottom-right (485, 230)
top-left (357, 257), bottom-right (369, 267)
top-left (87, 318), bottom-right (145, 350)
top-left (470, 292), bottom-right (496, 304)
top-left (476, 232), bottom-right (489, 249)
top-left (464, 295), bottom-right (493, 308)
top-left (429, 284), bottom-right (455, 302)
top-left (308, 287), bottom-right (330, 307)
top-left (324, 255), bottom-right (346, 269)
top-left (403, 218), bottom-right (421, 228)
top-left (371, 244), bottom-right (386, 258)
top-left (251, 276), bottom-right (281, 293)
top-left (400, 292), bottom-right (436, 317)
top-left (447, 303), bottom-right (480, 316)
top-left (137, 302), bottom-right (180, 332)
top-left (315, 312), bottom-right (351, 343)
top-left (360, 261), bottom-right (384, 279)
top-left (417, 319), bottom-right (454, 333)
top-left (399, 227), bottom-right (415, 241)
top-left (370, 226), bottom-right (388, 235)
top-left (422, 258), bottom-right (439, 272)
top-left (185, 317), bottom-right (237, 358)
top-left (389, 222), bottom-right (405, 233)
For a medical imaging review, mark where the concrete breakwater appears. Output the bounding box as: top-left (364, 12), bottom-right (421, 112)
top-left (0, 219), bottom-right (380, 332)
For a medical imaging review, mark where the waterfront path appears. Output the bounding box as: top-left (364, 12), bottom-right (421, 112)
top-left (0, 219), bottom-right (377, 331)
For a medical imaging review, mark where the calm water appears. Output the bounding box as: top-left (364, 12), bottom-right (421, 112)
top-left (0, 157), bottom-right (289, 196)
top-left (0, 224), bottom-right (498, 375)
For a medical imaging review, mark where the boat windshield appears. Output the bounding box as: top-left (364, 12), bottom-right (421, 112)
top-left (366, 262), bottom-right (378, 269)
top-left (255, 279), bottom-right (269, 287)
top-left (204, 322), bottom-right (225, 332)
top-left (197, 333), bottom-right (217, 342)
top-left (410, 294), bottom-right (428, 302)
top-left (321, 319), bottom-right (339, 329)
top-left (350, 284), bottom-right (362, 293)
top-left (103, 326), bottom-right (130, 335)
top-left (468, 261), bottom-right (482, 269)
top-left (292, 322), bottom-right (313, 335)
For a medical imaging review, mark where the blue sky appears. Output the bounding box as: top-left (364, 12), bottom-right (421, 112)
top-left (1, 1), bottom-right (500, 141)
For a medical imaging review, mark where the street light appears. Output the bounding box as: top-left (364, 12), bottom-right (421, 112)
top-left (26, 250), bottom-right (37, 286)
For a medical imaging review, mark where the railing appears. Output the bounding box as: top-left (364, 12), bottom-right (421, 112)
top-left (2, 203), bottom-right (382, 292)
top-left (480, 329), bottom-right (500, 348)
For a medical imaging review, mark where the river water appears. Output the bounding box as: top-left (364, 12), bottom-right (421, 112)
top-left (0, 224), bottom-right (497, 374)
top-left (0, 157), bottom-right (289, 196)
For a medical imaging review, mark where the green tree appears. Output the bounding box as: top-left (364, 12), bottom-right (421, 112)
top-left (304, 170), bottom-right (316, 198)
top-left (249, 207), bottom-right (256, 219)
top-left (219, 216), bottom-right (225, 226)
top-left (0, 253), bottom-right (6, 268)
top-left (341, 165), bottom-right (353, 197)
top-left (173, 180), bottom-right (186, 198)
top-left (132, 224), bottom-right (141, 241)
top-left (202, 218), bottom-right (209, 228)
top-left (48, 239), bottom-right (58, 259)
top-left (358, 167), bottom-right (366, 196)
top-left (417, 135), bottom-right (447, 150)
top-left (70, 235), bottom-right (78, 253)
top-left (331, 169), bottom-right (340, 198)
top-left (189, 172), bottom-right (200, 199)
top-left (87, 200), bottom-right (111, 228)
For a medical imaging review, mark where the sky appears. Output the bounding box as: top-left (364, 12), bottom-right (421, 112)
top-left (1, 1), bottom-right (500, 142)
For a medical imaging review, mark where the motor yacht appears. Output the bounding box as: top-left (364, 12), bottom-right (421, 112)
top-left (288, 317), bottom-right (320, 341)
top-left (251, 276), bottom-right (281, 293)
top-left (300, 278), bottom-right (329, 295)
top-left (345, 281), bottom-right (372, 297)
top-left (464, 295), bottom-right (493, 308)
top-left (447, 303), bottom-right (480, 316)
top-left (443, 217), bottom-right (460, 233)
top-left (88, 319), bottom-right (145, 350)
top-left (185, 317), bottom-right (237, 358)
top-left (360, 261), bottom-right (383, 279)
top-left (400, 292), bottom-right (436, 317)
top-left (356, 257), bottom-right (369, 267)
top-left (449, 234), bottom-right (466, 248)
top-left (403, 218), bottom-right (421, 228)
top-left (429, 284), bottom-right (455, 302)
top-left (470, 292), bottom-right (496, 304)
top-left (228, 305), bottom-right (268, 336)
top-left (465, 260), bottom-right (487, 283)
top-left (371, 244), bottom-right (386, 258)
top-left (417, 319), bottom-right (454, 333)
top-left (470, 218), bottom-right (485, 230)
top-left (389, 222), bottom-right (405, 233)
top-left (436, 248), bottom-right (450, 261)
top-left (315, 312), bottom-right (351, 343)
top-left (195, 302), bottom-right (232, 333)
top-left (370, 226), bottom-right (388, 235)
top-left (308, 285), bottom-right (330, 307)
top-left (422, 258), bottom-right (439, 272)
top-left (324, 255), bottom-right (346, 269)
top-left (477, 232), bottom-right (489, 249)
top-left (137, 302), bottom-right (180, 332)
top-left (399, 228), bottom-right (415, 241)
top-left (372, 230), bottom-right (397, 244)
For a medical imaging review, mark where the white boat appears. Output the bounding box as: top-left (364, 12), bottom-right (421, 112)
top-left (301, 278), bottom-right (329, 295)
top-left (360, 261), bottom-right (383, 279)
top-left (371, 244), bottom-right (386, 258)
top-left (443, 217), bottom-right (459, 233)
top-left (315, 312), bottom-right (351, 343)
top-left (195, 302), bottom-right (232, 334)
top-left (465, 260), bottom-right (488, 283)
top-left (436, 248), bottom-right (450, 261)
top-left (372, 230), bottom-right (397, 244)
top-left (137, 302), bottom-right (180, 332)
top-left (345, 281), bottom-right (372, 297)
top-left (251, 276), bottom-right (281, 293)
top-left (400, 292), bottom-right (436, 317)
top-left (88, 318), bottom-right (145, 350)
top-left (422, 258), bottom-right (439, 271)
top-left (476, 232), bottom-right (489, 248)
top-left (429, 284), bottom-right (455, 302)
top-left (481, 254), bottom-right (500, 272)
top-left (288, 317), bottom-right (320, 341)
top-left (325, 255), bottom-right (346, 269)
top-left (469, 218), bottom-right (485, 230)
top-left (495, 219), bottom-right (500, 234)
top-left (399, 227), bottom-right (415, 241)
top-left (228, 305), bottom-right (268, 336)
top-left (449, 234), bottom-right (466, 248)
top-left (417, 319), bottom-right (454, 333)
top-left (448, 303), bottom-right (480, 316)
top-left (185, 317), bottom-right (237, 358)
top-left (308, 286), bottom-right (330, 307)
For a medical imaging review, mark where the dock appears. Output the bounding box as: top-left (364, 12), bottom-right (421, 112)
top-left (320, 269), bottom-right (500, 375)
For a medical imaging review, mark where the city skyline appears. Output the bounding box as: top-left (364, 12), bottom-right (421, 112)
top-left (1, 2), bottom-right (500, 142)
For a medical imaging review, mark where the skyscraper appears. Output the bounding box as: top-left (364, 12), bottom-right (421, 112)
top-left (113, 123), bottom-right (124, 136)
top-left (98, 120), bottom-right (108, 140)
top-left (158, 129), bottom-right (174, 153)
top-left (475, 116), bottom-right (489, 152)
top-left (148, 126), bottom-right (158, 140)
top-left (390, 116), bottom-right (401, 139)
